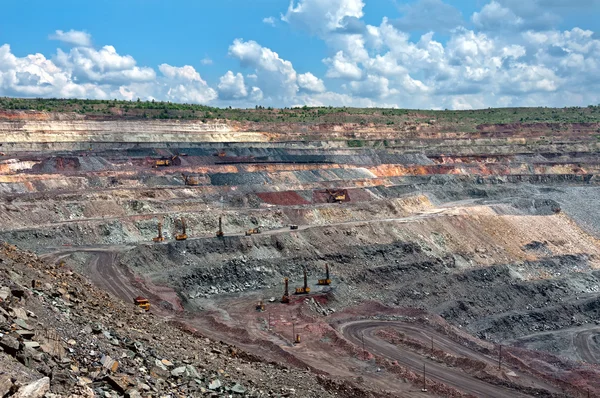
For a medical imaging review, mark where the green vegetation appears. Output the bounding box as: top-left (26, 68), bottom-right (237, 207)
top-left (347, 139), bottom-right (365, 148)
top-left (1, 97), bottom-right (599, 129)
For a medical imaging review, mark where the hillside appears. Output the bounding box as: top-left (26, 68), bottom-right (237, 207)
top-left (0, 100), bottom-right (599, 397)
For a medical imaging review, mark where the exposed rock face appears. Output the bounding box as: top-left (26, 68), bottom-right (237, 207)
top-left (1, 107), bottom-right (600, 396)
top-left (0, 242), bottom-right (353, 397)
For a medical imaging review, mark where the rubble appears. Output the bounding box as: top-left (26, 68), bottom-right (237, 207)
top-left (0, 242), bottom-right (340, 397)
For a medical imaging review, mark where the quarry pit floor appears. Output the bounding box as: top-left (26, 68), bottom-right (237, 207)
top-left (38, 199), bottom-right (600, 398)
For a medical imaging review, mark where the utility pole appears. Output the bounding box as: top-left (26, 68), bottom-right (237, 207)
top-left (421, 364), bottom-right (427, 392)
top-left (498, 345), bottom-right (502, 371)
top-left (361, 331), bottom-right (366, 360)
top-left (293, 323), bottom-right (295, 344)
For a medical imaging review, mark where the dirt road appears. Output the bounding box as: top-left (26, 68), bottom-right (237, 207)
top-left (574, 328), bottom-right (600, 364)
top-left (340, 320), bottom-right (558, 398)
top-left (509, 325), bottom-right (600, 365)
top-left (40, 247), bottom-right (182, 313)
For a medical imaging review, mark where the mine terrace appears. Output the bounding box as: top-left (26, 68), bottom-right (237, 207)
top-left (1, 99), bottom-right (600, 397)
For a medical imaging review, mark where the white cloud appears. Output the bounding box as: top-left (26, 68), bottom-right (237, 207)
top-left (349, 75), bottom-right (398, 99)
top-left (218, 71), bottom-right (248, 99)
top-left (0, 37), bottom-right (217, 104)
top-left (56, 45), bottom-right (156, 84)
top-left (297, 72), bottom-right (326, 93)
top-left (324, 51), bottom-right (363, 80)
top-left (501, 64), bottom-right (560, 94)
top-left (49, 29), bottom-right (92, 47)
top-left (157, 64), bottom-right (217, 103)
top-left (159, 64), bottom-right (201, 81)
top-left (249, 86), bottom-right (264, 102)
top-left (228, 39), bottom-right (298, 98)
top-left (200, 57), bottom-right (213, 65)
top-left (282, 0), bottom-right (365, 36)
top-left (472, 1), bottom-right (523, 31)
top-left (263, 17), bottom-right (276, 26)
top-left (364, 53), bottom-right (407, 77)
top-left (3, 3), bottom-right (600, 111)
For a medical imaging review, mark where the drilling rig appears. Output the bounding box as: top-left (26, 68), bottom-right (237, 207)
top-left (152, 222), bottom-right (165, 242)
top-left (216, 216), bottom-right (224, 238)
top-left (295, 269), bottom-right (311, 295)
top-left (317, 264), bottom-right (331, 285)
top-left (175, 218), bottom-right (188, 241)
top-left (281, 278), bottom-right (290, 303)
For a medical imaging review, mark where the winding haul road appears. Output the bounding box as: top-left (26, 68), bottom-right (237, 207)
top-left (40, 246), bottom-right (182, 313)
top-left (37, 210), bottom-right (565, 398)
top-left (340, 320), bottom-right (558, 398)
top-left (574, 328), bottom-right (600, 364)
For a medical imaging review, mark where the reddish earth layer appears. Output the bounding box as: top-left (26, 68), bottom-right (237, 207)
top-left (256, 191), bottom-right (311, 206)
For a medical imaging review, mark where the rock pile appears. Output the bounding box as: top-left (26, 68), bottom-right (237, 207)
top-left (0, 243), bottom-right (339, 397)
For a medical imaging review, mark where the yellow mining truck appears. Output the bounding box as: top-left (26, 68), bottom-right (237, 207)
top-left (134, 296), bottom-right (150, 311)
top-left (245, 227), bottom-right (261, 236)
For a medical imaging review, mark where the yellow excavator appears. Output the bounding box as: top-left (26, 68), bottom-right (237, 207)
top-left (175, 218), bottom-right (188, 241)
top-left (153, 222), bottom-right (165, 242)
top-left (153, 155), bottom-right (180, 168)
top-left (295, 269), bottom-right (310, 295)
top-left (326, 189), bottom-right (347, 203)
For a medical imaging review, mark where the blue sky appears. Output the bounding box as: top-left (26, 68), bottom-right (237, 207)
top-left (1, 0), bottom-right (600, 109)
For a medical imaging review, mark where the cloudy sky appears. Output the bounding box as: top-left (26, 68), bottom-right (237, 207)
top-left (1, 0), bottom-right (599, 109)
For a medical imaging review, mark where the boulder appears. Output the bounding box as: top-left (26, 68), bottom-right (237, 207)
top-left (0, 286), bottom-right (10, 300)
top-left (13, 377), bottom-right (50, 398)
top-left (208, 379), bottom-right (221, 390)
top-left (0, 334), bottom-right (20, 355)
top-left (171, 366), bottom-right (186, 377)
top-left (0, 375), bottom-right (13, 397)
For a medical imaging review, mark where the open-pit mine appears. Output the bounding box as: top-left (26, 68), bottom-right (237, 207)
top-left (1, 103), bottom-right (600, 397)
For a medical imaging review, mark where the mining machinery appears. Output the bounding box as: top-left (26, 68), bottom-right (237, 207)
top-left (153, 222), bottom-right (165, 242)
top-left (175, 218), bottom-right (188, 241)
top-left (281, 278), bottom-right (290, 304)
top-left (216, 216), bottom-right (224, 238)
top-left (183, 174), bottom-right (199, 186)
top-left (245, 227), bottom-right (261, 236)
top-left (153, 155), bottom-right (180, 168)
top-left (317, 264), bottom-right (331, 286)
top-left (134, 296), bottom-right (150, 311)
top-left (295, 269), bottom-right (311, 295)
top-left (154, 157), bottom-right (172, 167)
top-left (326, 189), bottom-right (347, 203)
